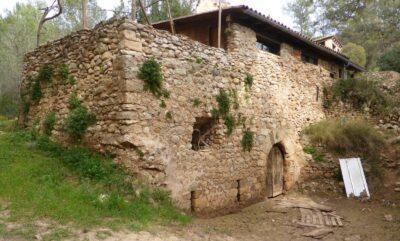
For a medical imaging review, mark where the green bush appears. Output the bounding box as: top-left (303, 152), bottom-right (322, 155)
top-left (43, 112), bottom-right (56, 136)
top-left (342, 43), bottom-right (367, 67)
top-left (138, 58), bottom-right (164, 98)
top-left (332, 77), bottom-right (391, 114)
top-left (378, 44), bottom-right (400, 73)
top-left (58, 64), bottom-right (69, 82)
top-left (304, 119), bottom-right (385, 158)
top-left (68, 92), bottom-right (81, 109)
top-left (31, 80), bottom-right (42, 103)
top-left (216, 89), bottom-right (230, 117)
top-left (192, 98), bottom-right (201, 107)
top-left (241, 129), bottom-right (254, 152)
top-left (224, 114), bottom-right (235, 136)
top-left (244, 73), bottom-right (254, 89)
top-left (63, 106), bottom-right (96, 141)
top-left (159, 100), bottom-right (166, 108)
top-left (37, 64), bottom-right (54, 83)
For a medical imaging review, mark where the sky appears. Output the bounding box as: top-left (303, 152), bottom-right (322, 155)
top-left (0, 0), bottom-right (295, 28)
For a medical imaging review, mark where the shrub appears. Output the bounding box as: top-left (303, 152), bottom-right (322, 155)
top-left (63, 106), bottom-right (96, 141)
top-left (241, 129), bottom-right (254, 152)
top-left (58, 64), bottom-right (69, 82)
top-left (244, 73), bottom-right (254, 89)
top-left (138, 58), bottom-right (164, 98)
top-left (211, 107), bottom-right (219, 120)
top-left (159, 100), bottom-right (166, 108)
top-left (31, 80), bottom-right (42, 103)
top-left (377, 44), bottom-right (400, 73)
top-left (43, 112), bottom-right (56, 136)
top-left (332, 77), bottom-right (391, 114)
top-left (68, 92), bottom-right (81, 109)
top-left (216, 89), bottom-right (230, 117)
top-left (165, 111), bottom-right (173, 120)
top-left (68, 75), bottom-right (76, 85)
top-left (37, 64), bottom-right (54, 83)
top-left (304, 119), bottom-right (385, 158)
top-left (224, 114), bottom-right (235, 136)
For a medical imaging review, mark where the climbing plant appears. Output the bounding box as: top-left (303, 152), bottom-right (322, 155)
top-left (31, 79), bottom-right (42, 103)
top-left (244, 73), bottom-right (253, 89)
top-left (138, 58), bottom-right (165, 98)
top-left (241, 129), bottom-right (254, 152)
top-left (37, 64), bottom-right (54, 83)
top-left (58, 64), bottom-right (69, 82)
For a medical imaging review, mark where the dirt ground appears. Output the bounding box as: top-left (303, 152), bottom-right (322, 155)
top-left (72, 189), bottom-right (399, 241)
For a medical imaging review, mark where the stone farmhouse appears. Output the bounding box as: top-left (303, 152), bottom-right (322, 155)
top-left (19, 5), bottom-right (363, 216)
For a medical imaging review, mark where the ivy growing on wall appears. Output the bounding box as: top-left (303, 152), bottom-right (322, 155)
top-left (58, 64), bottom-right (69, 83)
top-left (244, 73), bottom-right (254, 90)
top-left (31, 79), bottom-right (42, 103)
top-left (37, 64), bottom-right (54, 83)
top-left (241, 129), bottom-right (254, 152)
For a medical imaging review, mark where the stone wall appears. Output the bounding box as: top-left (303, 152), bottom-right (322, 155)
top-left (21, 18), bottom-right (331, 216)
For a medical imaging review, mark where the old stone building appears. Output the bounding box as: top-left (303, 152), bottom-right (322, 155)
top-left (20, 6), bottom-right (363, 216)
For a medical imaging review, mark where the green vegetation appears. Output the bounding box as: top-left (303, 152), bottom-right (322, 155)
top-left (63, 106), bottom-right (96, 141)
top-left (378, 43), bottom-right (400, 73)
top-left (58, 63), bottom-right (69, 82)
top-left (241, 129), bottom-right (254, 152)
top-left (304, 119), bottom-right (385, 172)
top-left (216, 89), bottom-right (230, 117)
top-left (43, 112), bottom-right (56, 136)
top-left (37, 64), bottom-right (54, 83)
top-left (0, 118), bottom-right (189, 233)
top-left (192, 98), bottom-right (202, 107)
top-left (159, 100), bottom-right (167, 108)
top-left (63, 93), bottom-right (96, 141)
top-left (342, 43), bottom-right (367, 67)
top-left (68, 75), bottom-right (76, 85)
top-left (223, 114), bottom-right (235, 136)
top-left (244, 73), bottom-right (254, 89)
top-left (165, 111), bottom-right (173, 120)
top-left (138, 58), bottom-right (165, 98)
top-left (332, 77), bottom-right (392, 115)
top-left (30, 79), bottom-right (42, 103)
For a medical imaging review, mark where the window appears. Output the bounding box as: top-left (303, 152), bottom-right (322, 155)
top-left (332, 44), bottom-right (336, 51)
top-left (339, 68), bottom-right (343, 79)
top-left (301, 51), bottom-right (318, 65)
top-left (256, 36), bottom-right (280, 55)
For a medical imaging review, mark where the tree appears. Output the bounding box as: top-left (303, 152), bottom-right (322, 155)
top-left (81, 0), bottom-right (88, 29)
top-left (377, 44), bottom-right (400, 73)
top-left (37, 0), bottom-right (63, 47)
top-left (284, 0), bottom-right (316, 37)
top-left (138, 0), bottom-right (197, 23)
top-left (342, 43), bottom-right (367, 67)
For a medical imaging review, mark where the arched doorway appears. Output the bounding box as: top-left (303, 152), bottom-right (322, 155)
top-left (266, 144), bottom-right (285, 198)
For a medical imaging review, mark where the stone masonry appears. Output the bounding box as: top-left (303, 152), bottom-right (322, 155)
top-left (20, 17), bottom-right (332, 216)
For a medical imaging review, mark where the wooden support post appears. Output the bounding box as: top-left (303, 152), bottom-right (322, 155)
top-left (138, 0), bottom-right (150, 25)
top-left (165, 0), bottom-right (175, 34)
top-left (217, 0), bottom-right (222, 48)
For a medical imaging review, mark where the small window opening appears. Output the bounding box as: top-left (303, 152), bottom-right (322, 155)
top-left (191, 117), bottom-right (215, 151)
top-left (332, 44), bottom-right (336, 51)
top-left (339, 68), bottom-right (343, 79)
top-left (256, 36), bottom-right (280, 55)
top-left (316, 86), bottom-right (320, 101)
top-left (301, 51), bottom-right (318, 65)
top-left (330, 73), bottom-right (335, 78)
top-left (236, 180), bottom-right (241, 202)
top-left (190, 191), bottom-right (196, 212)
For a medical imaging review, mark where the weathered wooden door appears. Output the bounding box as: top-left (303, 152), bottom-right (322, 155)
top-left (266, 145), bottom-right (284, 197)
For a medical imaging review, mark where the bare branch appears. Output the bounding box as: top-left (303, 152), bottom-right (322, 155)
top-left (36, 0), bottom-right (63, 47)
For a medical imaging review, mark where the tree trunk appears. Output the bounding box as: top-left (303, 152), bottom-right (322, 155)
top-left (82, 0), bottom-right (88, 29)
top-left (36, 0), bottom-right (63, 47)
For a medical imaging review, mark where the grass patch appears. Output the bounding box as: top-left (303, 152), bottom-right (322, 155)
top-left (304, 119), bottom-right (385, 176)
top-left (0, 120), bottom-right (190, 230)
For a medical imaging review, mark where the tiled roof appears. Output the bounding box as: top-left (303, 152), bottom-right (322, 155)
top-left (153, 5), bottom-right (364, 71)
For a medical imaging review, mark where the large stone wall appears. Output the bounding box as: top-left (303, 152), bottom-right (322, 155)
top-left (21, 18), bottom-right (331, 216)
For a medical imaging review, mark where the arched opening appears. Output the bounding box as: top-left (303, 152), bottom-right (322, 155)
top-left (266, 143), bottom-right (285, 198)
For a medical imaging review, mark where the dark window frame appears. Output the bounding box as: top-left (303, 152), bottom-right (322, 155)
top-left (301, 51), bottom-right (318, 65)
top-left (256, 35), bottom-right (281, 56)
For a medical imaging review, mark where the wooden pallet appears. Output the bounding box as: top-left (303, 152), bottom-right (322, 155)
top-left (298, 208), bottom-right (343, 227)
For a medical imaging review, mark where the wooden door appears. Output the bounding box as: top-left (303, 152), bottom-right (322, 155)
top-left (266, 145), bottom-right (284, 197)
